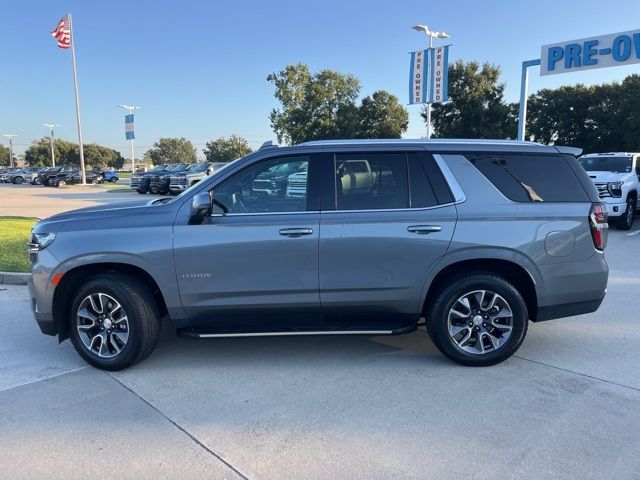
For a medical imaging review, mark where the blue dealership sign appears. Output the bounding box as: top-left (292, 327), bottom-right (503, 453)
top-left (125, 114), bottom-right (135, 140)
top-left (541, 29), bottom-right (640, 76)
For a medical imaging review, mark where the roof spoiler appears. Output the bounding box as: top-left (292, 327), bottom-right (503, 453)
top-left (259, 141), bottom-right (278, 150)
top-left (555, 146), bottom-right (583, 157)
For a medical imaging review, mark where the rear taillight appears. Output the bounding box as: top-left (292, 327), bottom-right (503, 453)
top-left (589, 203), bottom-right (608, 251)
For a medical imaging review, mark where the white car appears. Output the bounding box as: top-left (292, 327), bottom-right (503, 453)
top-left (579, 152), bottom-right (640, 230)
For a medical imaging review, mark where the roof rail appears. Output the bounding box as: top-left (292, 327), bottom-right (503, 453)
top-left (259, 141), bottom-right (278, 150)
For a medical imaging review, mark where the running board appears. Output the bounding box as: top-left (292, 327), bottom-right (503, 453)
top-left (178, 325), bottom-right (416, 339)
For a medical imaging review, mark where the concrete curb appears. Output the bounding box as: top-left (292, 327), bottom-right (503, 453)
top-left (0, 272), bottom-right (31, 285)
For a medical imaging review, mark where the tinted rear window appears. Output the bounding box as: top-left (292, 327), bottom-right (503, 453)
top-left (466, 153), bottom-right (590, 202)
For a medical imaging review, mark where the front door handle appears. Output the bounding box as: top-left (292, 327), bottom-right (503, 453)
top-left (407, 225), bottom-right (442, 234)
top-left (279, 228), bottom-right (313, 237)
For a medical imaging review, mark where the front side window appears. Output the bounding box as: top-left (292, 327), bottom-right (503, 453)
top-left (335, 153), bottom-right (409, 210)
top-left (212, 155), bottom-right (310, 214)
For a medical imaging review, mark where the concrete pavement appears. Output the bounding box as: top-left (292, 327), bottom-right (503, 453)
top-left (0, 182), bottom-right (142, 218)
top-left (1, 227), bottom-right (639, 479)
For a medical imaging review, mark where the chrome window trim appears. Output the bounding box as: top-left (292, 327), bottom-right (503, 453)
top-left (431, 153), bottom-right (466, 203)
top-left (210, 210), bottom-right (320, 217)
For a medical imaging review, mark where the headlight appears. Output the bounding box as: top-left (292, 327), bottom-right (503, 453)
top-left (607, 182), bottom-right (623, 197)
top-left (28, 232), bottom-right (56, 252)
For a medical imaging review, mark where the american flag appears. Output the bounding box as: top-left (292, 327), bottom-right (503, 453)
top-left (51, 15), bottom-right (71, 49)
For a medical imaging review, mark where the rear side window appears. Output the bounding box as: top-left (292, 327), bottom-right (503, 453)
top-left (466, 153), bottom-right (590, 202)
top-left (335, 153), bottom-right (408, 210)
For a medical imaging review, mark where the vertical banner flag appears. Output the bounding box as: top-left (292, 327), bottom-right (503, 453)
top-left (430, 45), bottom-right (450, 103)
top-left (125, 114), bottom-right (135, 140)
top-left (409, 49), bottom-right (430, 104)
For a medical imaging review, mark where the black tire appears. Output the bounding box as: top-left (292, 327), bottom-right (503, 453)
top-left (34, 178), bottom-right (42, 185)
top-left (110, 177), bottom-right (118, 183)
top-left (615, 197), bottom-right (635, 230)
top-left (56, 180), bottom-right (66, 188)
top-left (68, 273), bottom-right (161, 371)
top-left (13, 177), bottom-right (24, 184)
top-left (136, 187), bottom-right (148, 194)
top-left (425, 273), bottom-right (528, 366)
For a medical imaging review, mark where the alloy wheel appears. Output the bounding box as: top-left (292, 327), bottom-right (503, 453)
top-left (76, 293), bottom-right (130, 358)
top-left (447, 289), bottom-right (513, 355)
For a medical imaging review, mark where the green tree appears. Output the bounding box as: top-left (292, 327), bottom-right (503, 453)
top-left (143, 137), bottom-right (197, 165)
top-left (84, 144), bottom-right (125, 169)
top-left (525, 74), bottom-right (640, 153)
top-left (0, 145), bottom-right (10, 166)
top-left (428, 60), bottom-right (515, 139)
top-left (356, 91), bottom-right (408, 138)
top-left (268, 63), bottom-right (361, 144)
top-left (24, 138), bottom-right (79, 167)
top-left (203, 135), bottom-right (253, 163)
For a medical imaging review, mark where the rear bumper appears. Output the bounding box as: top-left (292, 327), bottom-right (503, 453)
top-left (534, 295), bottom-right (605, 322)
top-left (534, 252), bottom-right (608, 322)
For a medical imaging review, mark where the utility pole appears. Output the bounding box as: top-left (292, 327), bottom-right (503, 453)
top-left (411, 24), bottom-right (450, 139)
top-left (2, 134), bottom-right (17, 168)
top-left (117, 105), bottom-right (141, 173)
top-left (42, 124), bottom-right (61, 167)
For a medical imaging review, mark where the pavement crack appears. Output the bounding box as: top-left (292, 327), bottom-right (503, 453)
top-left (514, 355), bottom-right (640, 393)
top-left (105, 372), bottom-right (250, 480)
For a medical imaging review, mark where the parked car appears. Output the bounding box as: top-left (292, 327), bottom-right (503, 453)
top-left (130, 164), bottom-right (169, 194)
top-left (53, 170), bottom-right (101, 187)
top-left (41, 165), bottom-right (77, 186)
top-left (578, 152), bottom-right (640, 230)
top-left (102, 171), bottom-right (120, 183)
top-left (285, 166), bottom-right (308, 198)
top-left (28, 139), bottom-right (608, 371)
top-left (0, 168), bottom-right (19, 183)
top-left (169, 162), bottom-right (225, 194)
top-left (149, 164), bottom-right (189, 194)
top-left (251, 160), bottom-right (306, 197)
top-left (9, 168), bottom-right (41, 185)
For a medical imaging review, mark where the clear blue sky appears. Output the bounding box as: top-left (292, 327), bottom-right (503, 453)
top-left (2, 0), bottom-right (640, 157)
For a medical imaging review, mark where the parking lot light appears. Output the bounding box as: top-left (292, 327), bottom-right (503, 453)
top-left (42, 124), bottom-right (61, 167)
top-left (411, 24), bottom-right (450, 139)
top-left (2, 134), bottom-right (17, 168)
top-left (117, 105), bottom-right (141, 173)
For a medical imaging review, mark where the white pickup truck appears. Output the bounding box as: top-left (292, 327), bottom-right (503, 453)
top-left (579, 152), bottom-right (640, 230)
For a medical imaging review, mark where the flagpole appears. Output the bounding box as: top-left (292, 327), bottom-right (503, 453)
top-left (68, 13), bottom-right (87, 184)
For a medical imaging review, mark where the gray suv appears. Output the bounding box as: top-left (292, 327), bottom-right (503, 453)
top-left (28, 139), bottom-right (609, 370)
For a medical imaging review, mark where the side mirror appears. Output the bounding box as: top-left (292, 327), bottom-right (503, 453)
top-left (191, 192), bottom-right (212, 217)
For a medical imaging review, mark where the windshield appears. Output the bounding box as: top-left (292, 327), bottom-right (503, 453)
top-left (168, 164), bottom-right (187, 172)
top-left (579, 156), bottom-right (633, 173)
top-left (191, 163), bottom-right (209, 172)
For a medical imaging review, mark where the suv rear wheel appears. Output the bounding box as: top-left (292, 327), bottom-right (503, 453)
top-left (615, 197), bottom-right (635, 230)
top-left (68, 273), bottom-right (161, 370)
top-left (425, 273), bottom-right (528, 366)
top-left (13, 176), bottom-right (24, 184)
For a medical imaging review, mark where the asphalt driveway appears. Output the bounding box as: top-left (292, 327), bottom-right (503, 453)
top-left (1, 226), bottom-right (640, 479)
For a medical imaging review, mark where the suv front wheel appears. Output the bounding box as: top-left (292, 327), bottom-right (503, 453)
top-left (425, 274), bottom-right (528, 366)
top-left (69, 273), bottom-right (161, 370)
top-left (615, 197), bottom-right (636, 230)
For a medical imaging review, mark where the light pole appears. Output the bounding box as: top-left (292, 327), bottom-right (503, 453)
top-left (2, 134), bottom-right (17, 168)
top-left (42, 124), bottom-right (61, 167)
top-left (411, 24), bottom-right (450, 139)
top-left (117, 105), bottom-right (141, 173)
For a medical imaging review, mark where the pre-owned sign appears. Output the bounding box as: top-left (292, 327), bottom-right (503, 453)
top-left (541, 29), bottom-right (640, 76)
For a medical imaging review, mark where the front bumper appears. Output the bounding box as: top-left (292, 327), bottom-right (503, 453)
top-left (170, 183), bottom-right (187, 192)
top-left (601, 200), bottom-right (627, 218)
top-left (28, 249), bottom-right (60, 336)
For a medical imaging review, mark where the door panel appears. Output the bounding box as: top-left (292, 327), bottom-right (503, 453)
top-left (173, 213), bottom-right (320, 326)
top-left (173, 153), bottom-right (323, 329)
top-left (319, 207), bottom-right (456, 323)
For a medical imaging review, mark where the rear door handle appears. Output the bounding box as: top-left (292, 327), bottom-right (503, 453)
top-left (407, 225), bottom-right (442, 234)
top-left (279, 228), bottom-right (313, 237)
